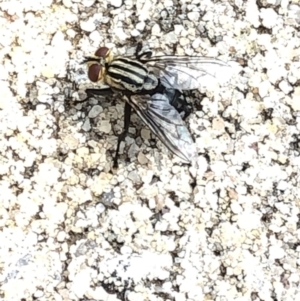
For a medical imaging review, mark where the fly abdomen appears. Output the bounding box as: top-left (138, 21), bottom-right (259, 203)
top-left (105, 57), bottom-right (157, 92)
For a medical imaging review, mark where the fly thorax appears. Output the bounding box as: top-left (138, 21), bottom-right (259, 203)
top-left (106, 57), bottom-right (149, 92)
top-left (143, 73), bottom-right (159, 91)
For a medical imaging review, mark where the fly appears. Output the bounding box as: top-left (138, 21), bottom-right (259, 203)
top-left (79, 42), bottom-right (229, 168)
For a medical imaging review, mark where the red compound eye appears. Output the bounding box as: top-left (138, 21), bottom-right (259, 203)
top-left (95, 46), bottom-right (109, 58)
top-left (88, 64), bottom-right (101, 82)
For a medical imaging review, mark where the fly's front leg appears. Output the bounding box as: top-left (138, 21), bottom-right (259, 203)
top-left (113, 101), bottom-right (132, 168)
top-left (75, 87), bottom-right (114, 103)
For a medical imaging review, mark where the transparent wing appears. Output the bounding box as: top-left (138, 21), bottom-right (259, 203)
top-left (141, 55), bottom-right (230, 90)
top-left (128, 93), bottom-right (197, 163)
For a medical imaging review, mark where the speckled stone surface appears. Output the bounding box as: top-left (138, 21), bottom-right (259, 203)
top-left (0, 0), bottom-right (300, 300)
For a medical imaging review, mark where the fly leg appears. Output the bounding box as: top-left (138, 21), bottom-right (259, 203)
top-left (74, 88), bottom-right (114, 103)
top-left (113, 101), bottom-right (132, 168)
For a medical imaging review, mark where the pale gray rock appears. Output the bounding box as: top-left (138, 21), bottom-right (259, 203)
top-left (279, 80), bottom-right (293, 94)
top-left (99, 120), bottom-right (111, 133)
top-left (288, 4), bottom-right (300, 24)
top-left (82, 118), bottom-right (91, 131)
top-left (88, 105), bottom-right (103, 118)
top-left (111, 0), bottom-right (123, 8)
top-left (260, 8), bottom-right (279, 29)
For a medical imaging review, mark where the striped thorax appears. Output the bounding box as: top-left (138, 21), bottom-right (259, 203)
top-left (86, 47), bottom-right (158, 93)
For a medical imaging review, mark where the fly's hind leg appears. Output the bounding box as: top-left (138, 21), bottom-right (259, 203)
top-left (113, 101), bottom-right (132, 168)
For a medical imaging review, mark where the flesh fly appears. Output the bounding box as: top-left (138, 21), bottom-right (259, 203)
top-left (80, 43), bottom-right (229, 167)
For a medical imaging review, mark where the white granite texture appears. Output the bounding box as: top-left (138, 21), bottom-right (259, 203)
top-left (0, 0), bottom-right (300, 300)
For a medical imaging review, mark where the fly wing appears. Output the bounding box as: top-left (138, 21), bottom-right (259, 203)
top-left (128, 93), bottom-right (197, 163)
top-left (141, 55), bottom-right (230, 90)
